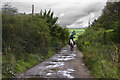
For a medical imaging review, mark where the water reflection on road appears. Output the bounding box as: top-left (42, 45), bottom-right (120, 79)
top-left (15, 45), bottom-right (91, 78)
top-left (35, 47), bottom-right (76, 78)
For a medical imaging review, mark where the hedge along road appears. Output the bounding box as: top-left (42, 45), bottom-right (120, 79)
top-left (15, 45), bottom-right (92, 78)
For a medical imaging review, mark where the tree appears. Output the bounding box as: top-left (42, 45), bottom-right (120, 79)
top-left (2, 3), bottom-right (18, 15)
top-left (90, 2), bottom-right (120, 43)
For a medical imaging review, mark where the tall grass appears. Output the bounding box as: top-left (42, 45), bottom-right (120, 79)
top-left (77, 27), bottom-right (119, 78)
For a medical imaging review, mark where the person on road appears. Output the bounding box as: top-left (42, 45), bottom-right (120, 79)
top-left (69, 34), bottom-right (75, 45)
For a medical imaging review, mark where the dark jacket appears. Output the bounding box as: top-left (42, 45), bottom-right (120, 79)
top-left (70, 35), bottom-right (75, 40)
top-left (69, 35), bottom-right (75, 45)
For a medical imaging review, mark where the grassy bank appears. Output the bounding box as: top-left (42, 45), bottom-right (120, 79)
top-left (77, 27), bottom-right (119, 78)
top-left (79, 43), bottom-right (118, 78)
top-left (2, 50), bottom-right (56, 78)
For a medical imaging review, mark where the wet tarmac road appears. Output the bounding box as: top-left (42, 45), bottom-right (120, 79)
top-left (15, 45), bottom-right (92, 78)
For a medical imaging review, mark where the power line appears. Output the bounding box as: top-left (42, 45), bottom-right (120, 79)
top-left (14, 2), bottom-right (32, 6)
top-left (5, 0), bottom-right (32, 7)
top-left (12, 4), bottom-right (31, 10)
top-left (1, 2), bottom-right (31, 9)
top-left (12, 3), bottom-right (31, 8)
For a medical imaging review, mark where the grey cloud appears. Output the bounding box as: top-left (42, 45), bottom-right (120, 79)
top-left (9, 1), bottom-right (106, 28)
top-left (76, 21), bottom-right (83, 24)
top-left (59, 13), bottom-right (86, 25)
top-left (57, 2), bottom-right (106, 27)
top-left (83, 2), bottom-right (105, 14)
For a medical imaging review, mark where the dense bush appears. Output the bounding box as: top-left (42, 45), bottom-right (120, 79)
top-left (2, 4), bottom-right (69, 78)
top-left (2, 14), bottom-right (51, 55)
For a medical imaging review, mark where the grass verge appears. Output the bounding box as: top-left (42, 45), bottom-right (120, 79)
top-left (79, 43), bottom-right (118, 78)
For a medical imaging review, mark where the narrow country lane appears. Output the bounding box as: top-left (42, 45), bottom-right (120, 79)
top-left (15, 45), bottom-right (92, 78)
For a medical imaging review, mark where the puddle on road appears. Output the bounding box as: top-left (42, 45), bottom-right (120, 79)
top-left (34, 51), bottom-right (76, 78)
top-left (37, 62), bottom-right (64, 70)
top-left (82, 63), bottom-right (85, 65)
top-left (61, 49), bottom-right (68, 53)
top-left (45, 62), bottom-right (65, 69)
top-left (53, 53), bottom-right (76, 61)
top-left (45, 52), bottom-right (76, 78)
top-left (54, 57), bottom-right (75, 61)
top-left (46, 73), bottom-right (55, 76)
top-left (58, 68), bottom-right (75, 78)
top-left (45, 68), bottom-right (75, 78)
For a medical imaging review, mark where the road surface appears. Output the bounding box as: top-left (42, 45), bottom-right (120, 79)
top-left (15, 45), bottom-right (92, 78)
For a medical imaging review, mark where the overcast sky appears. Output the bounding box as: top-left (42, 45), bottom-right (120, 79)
top-left (1, 0), bottom-right (108, 28)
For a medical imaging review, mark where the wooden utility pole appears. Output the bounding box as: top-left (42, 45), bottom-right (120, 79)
top-left (32, 5), bottom-right (34, 15)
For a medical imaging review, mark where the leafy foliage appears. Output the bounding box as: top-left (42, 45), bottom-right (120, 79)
top-left (91, 2), bottom-right (120, 43)
top-left (2, 4), bottom-right (69, 78)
